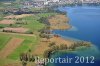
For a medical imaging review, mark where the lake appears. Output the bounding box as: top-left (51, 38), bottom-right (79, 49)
top-left (49, 6), bottom-right (100, 66)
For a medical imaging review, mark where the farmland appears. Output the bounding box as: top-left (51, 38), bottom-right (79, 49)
top-left (0, 1), bottom-right (93, 66)
top-left (0, 34), bottom-right (11, 50)
top-left (0, 32), bottom-right (37, 66)
top-left (0, 8), bottom-right (57, 66)
top-left (0, 37), bottom-right (24, 58)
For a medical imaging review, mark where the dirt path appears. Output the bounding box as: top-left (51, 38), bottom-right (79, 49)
top-left (0, 38), bottom-right (24, 58)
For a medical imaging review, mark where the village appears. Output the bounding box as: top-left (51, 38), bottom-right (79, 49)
top-left (1, 0), bottom-right (100, 16)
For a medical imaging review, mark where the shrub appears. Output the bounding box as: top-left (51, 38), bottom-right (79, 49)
top-left (25, 30), bottom-right (33, 34)
top-left (0, 25), bottom-right (4, 28)
top-left (48, 42), bottom-right (56, 47)
top-left (43, 49), bottom-right (53, 58)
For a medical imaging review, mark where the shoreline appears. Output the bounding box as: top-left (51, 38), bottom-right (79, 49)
top-left (46, 6), bottom-right (100, 66)
top-left (32, 12), bottom-right (92, 59)
top-left (32, 13), bottom-right (75, 57)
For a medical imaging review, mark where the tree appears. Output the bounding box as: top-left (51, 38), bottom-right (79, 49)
top-left (59, 44), bottom-right (66, 50)
top-left (9, 24), bottom-right (13, 27)
top-left (48, 42), bottom-right (56, 47)
top-left (45, 35), bottom-right (50, 42)
top-left (22, 60), bottom-right (27, 66)
top-left (44, 49), bottom-right (52, 58)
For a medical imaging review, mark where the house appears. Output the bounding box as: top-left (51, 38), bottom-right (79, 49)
top-left (33, 0), bottom-right (46, 8)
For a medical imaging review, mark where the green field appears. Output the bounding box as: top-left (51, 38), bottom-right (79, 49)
top-left (0, 34), bottom-right (11, 50)
top-left (8, 35), bottom-right (38, 60)
top-left (0, 32), bottom-right (39, 65)
top-left (18, 13), bottom-right (56, 31)
top-left (0, 10), bottom-right (57, 66)
top-left (0, 0), bottom-right (58, 66)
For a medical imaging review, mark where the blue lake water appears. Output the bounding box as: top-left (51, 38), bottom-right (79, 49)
top-left (50, 6), bottom-right (100, 66)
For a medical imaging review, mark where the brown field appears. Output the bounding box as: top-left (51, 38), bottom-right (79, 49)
top-left (5, 63), bottom-right (21, 66)
top-left (4, 15), bottom-right (16, 19)
top-left (51, 24), bottom-right (71, 30)
top-left (0, 38), bottom-right (24, 58)
top-left (48, 14), bottom-right (71, 30)
top-left (48, 15), bottom-right (69, 24)
top-left (4, 14), bottom-right (32, 19)
top-left (33, 40), bottom-right (49, 56)
top-left (0, 20), bottom-right (15, 24)
top-left (3, 27), bottom-right (29, 33)
top-left (50, 37), bottom-right (74, 47)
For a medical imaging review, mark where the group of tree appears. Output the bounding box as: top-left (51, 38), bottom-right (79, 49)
top-left (39, 27), bottom-right (52, 40)
top-left (16, 21), bottom-right (28, 25)
top-left (3, 29), bottom-right (13, 33)
top-left (16, 18), bottom-right (28, 25)
top-left (44, 41), bottom-right (91, 58)
top-left (48, 42), bottom-right (56, 47)
top-left (25, 30), bottom-right (33, 34)
top-left (20, 49), bottom-right (35, 66)
top-left (44, 44), bottom-right (68, 58)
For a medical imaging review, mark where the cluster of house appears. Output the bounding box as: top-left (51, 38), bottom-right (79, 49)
top-left (21, 0), bottom-right (74, 8)
top-left (3, 0), bottom-right (100, 14)
top-left (80, 0), bottom-right (100, 3)
top-left (21, 0), bottom-right (100, 8)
